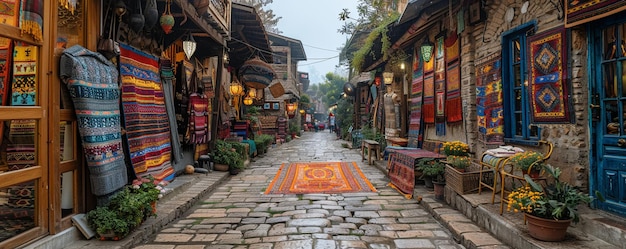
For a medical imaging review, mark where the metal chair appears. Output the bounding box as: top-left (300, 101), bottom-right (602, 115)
top-left (499, 140), bottom-right (553, 215)
top-left (477, 153), bottom-right (512, 204)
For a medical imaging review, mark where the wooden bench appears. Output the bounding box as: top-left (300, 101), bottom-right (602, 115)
top-left (361, 139), bottom-right (381, 165)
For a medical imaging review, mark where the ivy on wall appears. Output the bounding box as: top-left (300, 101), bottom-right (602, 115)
top-left (351, 13), bottom-right (399, 72)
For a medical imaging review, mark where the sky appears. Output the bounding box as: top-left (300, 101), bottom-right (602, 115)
top-left (266, 0), bottom-right (360, 85)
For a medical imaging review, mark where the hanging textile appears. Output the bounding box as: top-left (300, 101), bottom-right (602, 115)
top-left (434, 35), bottom-right (446, 136)
top-left (188, 91), bottom-right (209, 144)
top-left (59, 45), bottom-right (127, 196)
top-left (445, 32), bottom-right (462, 123)
top-left (476, 54), bottom-right (504, 144)
top-left (59, 0), bottom-right (78, 14)
top-left (408, 47), bottom-right (424, 148)
top-left (119, 43), bottom-right (174, 182)
top-left (11, 44), bottom-right (36, 105)
top-left (565, 0), bottom-right (626, 27)
top-left (19, 0), bottom-right (43, 42)
top-left (160, 58), bottom-right (183, 165)
top-left (175, 60), bottom-right (192, 143)
top-left (528, 27), bottom-right (572, 124)
top-left (422, 41), bottom-right (435, 124)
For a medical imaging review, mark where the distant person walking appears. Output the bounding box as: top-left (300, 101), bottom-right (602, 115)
top-left (329, 113), bottom-right (335, 133)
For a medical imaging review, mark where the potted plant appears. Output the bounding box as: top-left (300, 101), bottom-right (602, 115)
top-left (416, 158), bottom-right (445, 189)
top-left (506, 164), bottom-right (595, 242)
top-left (211, 140), bottom-right (244, 172)
top-left (446, 155), bottom-right (471, 172)
top-left (87, 175), bottom-right (166, 240)
top-left (442, 140), bottom-right (469, 157)
top-left (509, 151), bottom-right (544, 178)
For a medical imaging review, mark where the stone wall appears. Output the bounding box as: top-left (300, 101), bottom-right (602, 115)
top-left (461, 0), bottom-right (589, 186)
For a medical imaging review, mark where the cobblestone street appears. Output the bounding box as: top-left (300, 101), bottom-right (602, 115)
top-left (133, 131), bottom-right (465, 249)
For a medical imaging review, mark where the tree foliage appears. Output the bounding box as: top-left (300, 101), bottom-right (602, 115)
top-left (338, 0), bottom-right (399, 36)
top-left (319, 72), bottom-right (347, 110)
top-left (233, 0), bottom-right (282, 33)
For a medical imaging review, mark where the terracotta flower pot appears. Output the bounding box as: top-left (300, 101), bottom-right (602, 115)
top-left (524, 213), bottom-right (572, 242)
top-left (433, 181), bottom-right (445, 200)
top-left (214, 164), bottom-right (229, 172)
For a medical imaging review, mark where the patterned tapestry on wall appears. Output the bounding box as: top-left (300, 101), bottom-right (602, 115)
top-left (423, 44), bottom-right (435, 124)
top-left (528, 27), bottom-right (572, 124)
top-left (434, 35), bottom-right (446, 136)
top-left (0, 0), bottom-right (19, 146)
top-left (11, 44), bottom-right (36, 106)
top-left (120, 43), bottom-right (174, 182)
top-left (565, 0), bottom-right (626, 27)
top-left (408, 47), bottom-right (424, 148)
top-left (476, 54), bottom-right (504, 144)
top-left (445, 32), bottom-right (462, 123)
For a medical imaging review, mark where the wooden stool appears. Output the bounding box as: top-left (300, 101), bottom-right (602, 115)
top-left (361, 139), bottom-right (380, 165)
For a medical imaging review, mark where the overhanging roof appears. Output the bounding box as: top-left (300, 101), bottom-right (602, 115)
top-left (268, 33), bottom-right (307, 61)
top-left (229, 2), bottom-right (273, 68)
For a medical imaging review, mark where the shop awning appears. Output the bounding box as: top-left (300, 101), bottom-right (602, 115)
top-left (229, 2), bottom-right (273, 68)
top-left (162, 0), bottom-right (228, 56)
top-left (350, 72), bottom-right (373, 85)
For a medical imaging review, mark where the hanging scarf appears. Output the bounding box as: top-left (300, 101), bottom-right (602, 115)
top-left (19, 0), bottom-right (43, 42)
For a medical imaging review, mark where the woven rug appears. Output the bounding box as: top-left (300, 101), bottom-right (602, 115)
top-left (476, 54), bottom-right (504, 145)
top-left (120, 43), bottom-right (174, 182)
top-left (59, 45), bottom-right (128, 196)
top-left (265, 162), bottom-right (376, 195)
top-left (408, 47), bottom-right (423, 148)
top-left (528, 27), bottom-right (571, 124)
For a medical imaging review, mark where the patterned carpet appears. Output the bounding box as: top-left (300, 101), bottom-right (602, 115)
top-left (265, 162), bottom-right (377, 195)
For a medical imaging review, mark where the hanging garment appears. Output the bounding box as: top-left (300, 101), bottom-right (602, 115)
top-left (188, 92), bottom-right (209, 144)
top-left (175, 61), bottom-right (192, 142)
top-left (59, 45), bottom-right (128, 196)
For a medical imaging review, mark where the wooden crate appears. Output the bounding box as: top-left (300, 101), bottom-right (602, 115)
top-left (445, 163), bottom-right (493, 195)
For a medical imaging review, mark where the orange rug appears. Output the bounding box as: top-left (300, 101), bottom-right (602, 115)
top-left (264, 162), bottom-right (377, 195)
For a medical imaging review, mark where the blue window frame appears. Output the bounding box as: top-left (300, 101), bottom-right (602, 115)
top-left (502, 23), bottom-right (540, 142)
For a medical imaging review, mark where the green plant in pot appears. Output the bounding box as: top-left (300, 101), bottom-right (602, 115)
top-left (416, 158), bottom-right (445, 188)
top-left (211, 140), bottom-right (244, 172)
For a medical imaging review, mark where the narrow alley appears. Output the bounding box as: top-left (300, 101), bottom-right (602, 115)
top-left (130, 131), bottom-right (466, 249)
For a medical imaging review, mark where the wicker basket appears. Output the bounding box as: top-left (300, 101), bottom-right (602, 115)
top-left (445, 163), bottom-right (493, 195)
top-left (269, 82), bottom-right (285, 97)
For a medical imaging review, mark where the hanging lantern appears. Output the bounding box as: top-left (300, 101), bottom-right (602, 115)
top-left (182, 33), bottom-right (197, 59)
top-left (160, 0), bottom-right (174, 34)
top-left (243, 97), bottom-right (253, 105)
top-left (421, 37), bottom-right (434, 62)
top-left (383, 72), bottom-right (393, 85)
top-left (239, 57), bottom-right (275, 89)
top-left (247, 89), bottom-right (256, 99)
top-left (343, 82), bottom-right (355, 96)
top-left (230, 79), bottom-right (244, 96)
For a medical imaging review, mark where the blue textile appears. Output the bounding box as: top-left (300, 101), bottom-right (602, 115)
top-left (242, 140), bottom-right (257, 156)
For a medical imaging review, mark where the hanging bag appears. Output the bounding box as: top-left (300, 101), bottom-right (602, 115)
top-left (97, 2), bottom-right (120, 59)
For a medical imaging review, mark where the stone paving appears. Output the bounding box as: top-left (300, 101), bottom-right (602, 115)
top-left (132, 131), bottom-right (466, 249)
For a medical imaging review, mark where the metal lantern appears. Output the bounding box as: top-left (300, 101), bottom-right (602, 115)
top-left (243, 97), bottom-right (253, 105)
top-left (421, 37), bottom-right (434, 63)
top-left (182, 33), bottom-right (196, 59)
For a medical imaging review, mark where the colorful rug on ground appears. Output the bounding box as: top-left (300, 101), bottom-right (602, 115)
top-left (388, 149), bottom-right (445, 199)
top-left (528, 26), bottom-right (572, 124)
top-left (475, 54), bottom-right (504, 145)
top-left (120, 43), bottom-right (174, 182)
top-left (264, 162), bottom-right (377, 195)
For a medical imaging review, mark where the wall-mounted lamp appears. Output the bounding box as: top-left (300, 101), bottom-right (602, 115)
top-left (383, 72), bottom-right (394, 85)
top-left (182, 33), bottom-right (197, 60)
top-left (299, 109), bottom-right (305, 114)
top-left (420, 37), bottom-right (434, 62)
top-left (400, 62), bottom-right (405, 70)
